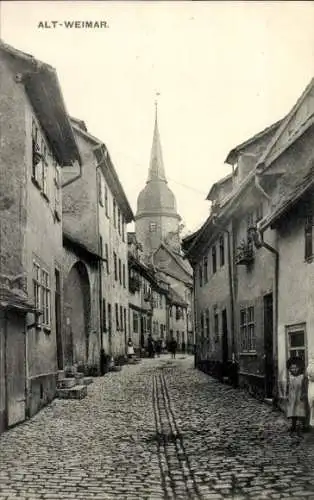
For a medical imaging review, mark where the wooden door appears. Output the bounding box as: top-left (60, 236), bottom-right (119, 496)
top-left (264, 293), bottom-right (274, 398)
top-left (6, 312), bottom-right (26, 427)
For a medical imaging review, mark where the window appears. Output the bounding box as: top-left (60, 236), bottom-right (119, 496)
top-left (108, 303), bottom-right (112, 333)
top-left (247, 212), bottom-right (254, 229)
top-left (219, 235), bottom-right (225, 267)
top-left (99, 236), bottom-right (103, 258)
top-left (203, 256), bottom-right (208, 284)
top-left (212, 245), bottom-right (217, 274)
top-left (305, 215), bottom-right (313, 260)
top-left (115, 303), bottom-right (119, 330)
top-left (120, 305), bottom-right (123, 331)
top-left (32, 120), bottom-right (42, 184)
top-left (149, 222), bottom-right (157, 232)
top-left (205, 309), bottom-right (210, 338)
top-left (98, 173), bottom-right (104, 206)
top-left (33, 262), bottom-right (41, 311)
top-left (54, 165), bottom-right (61, 221)
top-left (105, 244), bottom-right (109, 273)
top-left (133, 311), bottom-right (138, 333)
top-left (118, 208), bottom-right (121, 235)
top-left (114, 253), bottom-right (118, 281)
top-left (122, 264), bottom-right (126, 288)
top-left (105, 185), bottom-right (109, 217)
top-left (41, 269), bottom-right (51, 327)
top-left (199, 263), bottom-right (203, 287)
top-left (200, 312), bottom-right (204, 339)
top-left (33, 262), bottom-right (51, 328)
top-left (122, 215), bottom-right (125, 242)
top-left (113, 200), bottom-right (117, 228)
top-left (214, 312), bottom-right (219, 342)
top-left (124, 308), bottom-right (127, 336)
top-left (102, 298), bottom-right (107, 331)
top-left (239, 306), bottom-right (256, 352)
top-left (169, 306), bottom-right (172, 317)
top-left (41, 141), bottom-right (48, 197)
top-left (247, 212), bottom-right (255, 250)
top-left (118, 259), bottom-right (122, 285)
top-left (287, 323), bottom-right (306, 361)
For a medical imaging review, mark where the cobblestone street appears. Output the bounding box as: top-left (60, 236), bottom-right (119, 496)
top-left (2, 356), bottom-right (314, 500)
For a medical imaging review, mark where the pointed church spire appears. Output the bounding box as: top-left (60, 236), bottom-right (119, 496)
top-left (147, 97), bottom-right (167, 183)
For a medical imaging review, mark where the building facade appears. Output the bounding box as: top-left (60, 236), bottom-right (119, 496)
top-left (184, 77), bottom-right (314, 404)
top-left (62, 119), bottom-right (134, 366)
top-left (0, 42), bottom-right (81, 432)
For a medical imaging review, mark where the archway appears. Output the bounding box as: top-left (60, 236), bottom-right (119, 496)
top-left (63, 261), bottom-right (91, 368)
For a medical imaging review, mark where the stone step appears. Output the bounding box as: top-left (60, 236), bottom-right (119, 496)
top-left (57, 370), bottom-right (65, 381)
top-left (56, 385), bottom-right (87, 400)
top-left (83, 377), bottom-right (93, 386)
top-left (109, 365), bottom-right (122, 372)
top-left (57, 378), bottom-right (76, 389)
top-left (65, 367), bottom-right (77, 377)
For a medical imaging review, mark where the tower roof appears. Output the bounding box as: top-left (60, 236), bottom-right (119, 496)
top-left (147, 104), bottom-right (167, 183)
top-left (136, 104), bottom-right (179, 219)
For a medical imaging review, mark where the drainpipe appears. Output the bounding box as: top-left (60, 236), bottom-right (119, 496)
top-left (96, 165), bottom-right (103, 354)
top-left (212, 218), bottom-right (236, 358)
top-left (4, 311), bottom-right (8, 429)
top-left (254, 171), bottom-right (279, 398)
top-left (252, 226), bottom-right (279, 401)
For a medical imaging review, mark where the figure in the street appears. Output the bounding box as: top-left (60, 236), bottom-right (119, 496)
top-left (286, 356), bottom-right (308, 433)
top-left (182, 341), bottom-right (186, 354)
top-left (127, 338), bottom-right (135, 359)
top-left (147, 334), bottom-right (155, 358)
top-left (169, 337), bottom-right (178, 359)
top-left (306, 359), bottom-right (314, 427)
top-left (155, 338), bottom-right (162, 357)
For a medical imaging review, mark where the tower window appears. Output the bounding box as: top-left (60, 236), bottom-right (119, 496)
top-left (149, 222), bottom-right (157, 232)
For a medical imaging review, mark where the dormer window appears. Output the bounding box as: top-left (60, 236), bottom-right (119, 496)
top-left (149, 222), bottom-right (157, 232)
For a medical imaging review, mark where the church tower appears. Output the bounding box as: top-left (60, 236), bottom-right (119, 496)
top-left (135, 105), bottom-right (181, 257)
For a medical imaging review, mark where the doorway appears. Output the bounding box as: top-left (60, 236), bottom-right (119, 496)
top-left (264, 293), bottom-right (274, 398)
top-left (222, 309), bottom-right (228, 374)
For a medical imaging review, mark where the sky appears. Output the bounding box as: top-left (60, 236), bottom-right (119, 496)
top-left (1, 1), bottom-right (314, 234)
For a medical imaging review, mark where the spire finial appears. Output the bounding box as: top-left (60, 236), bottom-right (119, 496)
top-left (155, 92), bottom-right (160, 123)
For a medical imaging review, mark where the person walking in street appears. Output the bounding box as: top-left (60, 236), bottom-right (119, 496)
top-left (155, 338), bottom-right (162, 358)
top-left (182, 340), bottom-right (186, 354)
top-left (286, 356), bottom-right (309, 433)
top-left (161, 338), bottom-right (166, 354)
top-left (169, 337), bottom-right (177, 359)
top-left (147, 334), bottom-right (155, 358)
top-left (127, 338), bottom-right (135, 359)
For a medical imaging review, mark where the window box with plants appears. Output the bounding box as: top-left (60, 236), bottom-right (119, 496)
top-left (235, 240), bottom-right (254, 266)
